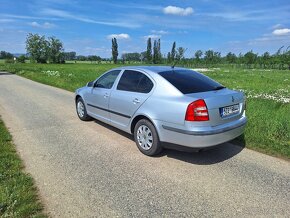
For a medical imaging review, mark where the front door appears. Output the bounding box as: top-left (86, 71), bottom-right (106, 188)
top-left (86, 70), bottom-right (121, 123)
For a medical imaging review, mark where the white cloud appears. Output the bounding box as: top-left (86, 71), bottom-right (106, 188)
top-left (272, 28), bottom-right (290, 35)
top-left (29, 21), bottom-right (55, 28)
top-left (163, 6), bottom-right (193, 16)
top-left (151, 30), bottom-right (168, 34)
top-left (143, 34), bottom-right (161, 40)
top-left (107, 33), bottom-right (130, 40)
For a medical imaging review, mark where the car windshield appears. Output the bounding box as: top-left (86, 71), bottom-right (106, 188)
top-left (158, 69), bottom-right (224, 94)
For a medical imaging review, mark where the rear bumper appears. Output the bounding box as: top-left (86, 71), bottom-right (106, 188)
top-left (162, 117), bottom-right (247, 136)
top-left (155, 116), bottom-right (247, 148)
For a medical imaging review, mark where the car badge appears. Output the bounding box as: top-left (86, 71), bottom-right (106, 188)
top-left (232, 96), bottom-right (235, 102)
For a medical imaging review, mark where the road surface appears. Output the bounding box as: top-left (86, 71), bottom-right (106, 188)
top-left (0, 72), bottom-right (289, 217)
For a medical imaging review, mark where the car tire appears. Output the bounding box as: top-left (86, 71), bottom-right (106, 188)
top-left (134, 119), bottom-right (162, 156)
top-left (76, 97), bottom-right (91, 121)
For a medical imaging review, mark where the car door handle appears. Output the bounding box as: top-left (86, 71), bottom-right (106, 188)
top-left (133, 98), bottom-right (140, 104)
top-left (104, 93), bottom-right (109, 98)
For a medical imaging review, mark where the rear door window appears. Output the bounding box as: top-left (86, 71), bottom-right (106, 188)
top-left (117, 70), bottom-right (153, 93)
top-left (159, 70), bottom-right (223, 94)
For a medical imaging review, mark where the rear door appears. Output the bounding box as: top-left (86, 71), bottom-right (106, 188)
top-left (109, 70), bottom-right (154, 128)
top-left (86, 70), bottom-right (121, 123)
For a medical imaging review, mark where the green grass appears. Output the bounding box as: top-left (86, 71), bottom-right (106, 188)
top-left (0, 118), bottom-right (46, 217)
top-left (0, 63), bottom-right (289, 159)
top-left (202, 68), bottom-right (290, 158)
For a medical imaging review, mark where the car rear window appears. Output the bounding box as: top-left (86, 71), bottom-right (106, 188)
top-left (158, 70), bottom-right (223, 94)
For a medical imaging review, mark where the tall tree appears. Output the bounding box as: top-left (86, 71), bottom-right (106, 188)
top-left (170, 41), bottom-right (176, 62)
top-left (157, 39), bottom-right (161, 63)
top-left (153, 40), bottom-right (158, 64)
top-left (111, 38), bottom-right (118, 64)
top-left (47, 36), bottom-right (64, 63)
top-left (152, 39), bottom-right (162, 64)
top-left (167, 52), bottom-right (171, 63)
top-left (26, 33), bottom-right (49, 63)
top-left (146, 38), bottom-right (152, 63)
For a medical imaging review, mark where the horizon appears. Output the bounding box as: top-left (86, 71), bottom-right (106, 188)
top-left (1, 0), bottom-right (290, 58)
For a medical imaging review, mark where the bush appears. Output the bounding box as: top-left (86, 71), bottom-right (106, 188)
top-left (4, 59), bottom-right (14, 64)
top-left (17, 55), bottom-right (26, 63)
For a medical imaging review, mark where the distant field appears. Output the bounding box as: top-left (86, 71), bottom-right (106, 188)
top-left (0, 63), bottom-right (289, 159)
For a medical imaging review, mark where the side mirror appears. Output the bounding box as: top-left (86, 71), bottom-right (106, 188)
top-left (86, 81), bottom-right (94, 87)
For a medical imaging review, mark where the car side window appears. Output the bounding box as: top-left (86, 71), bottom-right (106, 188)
top-left (95, 70), bottom-right (121, 89)
top-left (117, 70), bottom-right (153, 93)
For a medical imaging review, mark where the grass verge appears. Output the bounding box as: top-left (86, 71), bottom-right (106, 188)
top-left (0, 118), bottom-right (46, 217)
top-left (0, 63), bottom-right (289, 159)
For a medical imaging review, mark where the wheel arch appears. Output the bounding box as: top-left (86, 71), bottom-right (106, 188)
top-left (130, 114), bottom-right (158, 134)
top-left (75, 94), bottom-right (82, 103)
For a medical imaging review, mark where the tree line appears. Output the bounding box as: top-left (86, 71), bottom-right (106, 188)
top-left (112, 37), bottom-right (290, 69)
top-left (0, 33), bottom-right (289, 69)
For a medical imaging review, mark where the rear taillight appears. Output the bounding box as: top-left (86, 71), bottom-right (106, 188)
top-left (185, 99), bottom-right (209, 121)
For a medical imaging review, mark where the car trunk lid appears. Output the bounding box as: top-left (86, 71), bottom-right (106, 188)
top-left (186, 88), bottom-right (245, 126)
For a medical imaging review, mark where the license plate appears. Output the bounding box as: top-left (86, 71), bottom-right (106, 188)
top-left (220, 104), bottom-right (240, 117)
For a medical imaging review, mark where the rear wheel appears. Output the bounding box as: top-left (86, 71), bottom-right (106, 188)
top-left (134, 119), bottom-right (162, 156)
top-left (76, 98), bottom-right (91, 121)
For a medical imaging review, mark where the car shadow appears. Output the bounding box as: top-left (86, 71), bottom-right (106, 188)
top-left (0, 72), bottom-right (14, 76)
top-left (92, 119), bottom-right (245, 165)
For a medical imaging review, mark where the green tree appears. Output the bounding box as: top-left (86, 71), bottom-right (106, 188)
top-left (111, 38), bottom-right (118, 64)
top-left (261, 52), bottom-right (271, 68)
top-left (146, 38), bottom-right (152, 63)
top-left (47, 37), bottom-right (64, 63)
top-left (122, 52), bottom-right (141, 62)
top-left (0, 51), bottom-right (14, 59)
top-left (176, 47), bottom-right (186, 61)
top-left (140, 51), bottom-right (146, 63)
top-left (153, 40), bottom-right (158, 64)
top-left (170, 42), bottom-right (176, 62)
top-left (152, 39), bottom-right (161, 64)
top-left (77, 55), bottom-right (87, 61)
top-left (63, 52), bottom-right (76, 61)
top-left (17, 55), bottom-right (26, 63)
top-left (194, 50), bottom-right (203, 65)
top-left (226, 52), bottom-right (237, 64)
top-left (157, 39), bottom-right (161, 63)
top-left (26, 33), bottom-right (49, 63)
top-left (244, 50), bottom-right (257, 68)
top-left (167, 52), bottom-right (171, 63)
top-left (204, 50), bottom-right (214, 65)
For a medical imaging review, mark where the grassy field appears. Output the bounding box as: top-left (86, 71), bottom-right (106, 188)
top-left (0, 63), bottom-right (289, 159)
top-left (0, 118), bottom-right (46, 217)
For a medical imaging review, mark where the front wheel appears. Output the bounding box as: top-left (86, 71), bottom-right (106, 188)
top-left (134, 119), bottom-right (162, 156)
top-left (76, 98), bottom-right (91, 121)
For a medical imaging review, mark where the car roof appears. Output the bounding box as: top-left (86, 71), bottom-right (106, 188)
top-left (113, 66), bottom-right (188, 74)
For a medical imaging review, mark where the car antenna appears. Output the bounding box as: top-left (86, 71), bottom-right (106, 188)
top-left (171, 48), bottom-right (188, 69)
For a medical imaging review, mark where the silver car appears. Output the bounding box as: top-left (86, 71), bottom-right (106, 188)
top-left (75, 66), bottom-right (247, 156)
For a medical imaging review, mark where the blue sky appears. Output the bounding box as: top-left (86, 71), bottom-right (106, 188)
top-left (0, 0), bottom-right (290, 57)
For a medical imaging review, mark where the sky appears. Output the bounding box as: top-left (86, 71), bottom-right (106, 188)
top-left (0, 0), bottom-right (290, 57)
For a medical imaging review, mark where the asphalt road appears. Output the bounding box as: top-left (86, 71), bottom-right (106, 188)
top-left (0, 72), bottom-right (289, 217)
